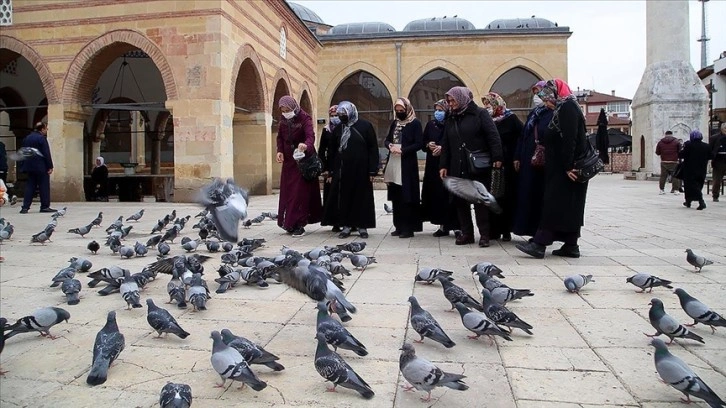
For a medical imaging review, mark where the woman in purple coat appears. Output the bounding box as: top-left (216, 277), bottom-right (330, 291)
top-left (275, 96), bottom-right (323, 237)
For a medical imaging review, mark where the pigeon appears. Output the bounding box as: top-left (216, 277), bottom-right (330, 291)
top-left (120, 270), bottom-right (142, 309)
top-left (50, 266), bottom-right (76, 287)
top-left (52, 207), bottom-right (67, 218)
top-left (220, 329), bottom-right (284, 371)
top-left (87, 311), bottom-right (125, 386)
top-left (159, 382), bottom-right (192, 408)
top-left (90, 211), bottom-right (103, 227)
top-left (470, 262), bottom-right (505, 278)
top-left (126, 209), bottom-right (145, 222)
top-left (314, 332), bottom-right (374, 399)
top-left (563, 274), bottom-right (594, 293)
top-left (105, 216), bottom-right (124, 233)
top-left (120, 225), bottom-right (133, 239)
top-left (181, 236), bottom-right (192, 245)
top-left (146, 234), bottom-right (162, 248)
top-left (158, 241), bottom-right (171, 257)
top-left (328, 298), bottom-right (352, 322)
top-left (408, 296), bottom-right (455, 348)
top-left (61, 278), bottom-right (82, 305)
top-left (87, 266), bottom-right (127, 288)
top-left (415, 267), bottom-right (454, 284)
top-left (399, 343), bottom-right (468, 402)
top-left (626, 273), bottom-right (673, 293)
top-left (167, 277), bottom-right (187, 308)
top-left (118, 246), bottom-right (135, 259)
top-left (329, 261), bottom-right (351, 278)
top-left (485, 285), bottom-right (534, 305)
top-left (336, 242), bottom-right (366, 253)
top-left (442, 176), bottom-right (503, 214)
top-left (261, 211), bottom-right (278, 220)
top-left (210, 331), bottom-right (267, 391)
top-left (151, 219), bottom-right (165, 234)
top-left (276, 260), bottom-right (356, 314)
top-left (476, 274), bottom-right (507, 291)
top-left (481, 289), bottom-right (533, 335)
top-left (383, 202), bottom-right (393, 214)
top-left (674, 288), bottom-right (726, 334)
top-left (30, 230), bottom-right (52, 245)
top-left (197, 178), bottom-right (249, 243)
top-left (685, 249), bottom-right (713, 272)
top-left (68, 224), bottom-right (93, 237)
top-left (454, 302), bottom-right (512, 344)
top-left (68, 257), bottom-right (93, 272)
top-left (650, 338), bottom-right (725, 407)
top-left (215, 267), bottom-right (241, 293)
top-left (146, 299), bottom-right (190, 339)
top-left (646, 298), bottom-right (704, 344)
top-left (188, 273), bottom-right (210, 311)
top-left (316, 302), bottom-right (368, 356)
top-left (346, 254), bottom-right (376, 270)
top-left (438, 276), bottom-right (484, 311)
top-left (134, 241), bottom-right (148, 257)
top-left (0, 317), bottom-right (7, 375)
top-left (205, 240), bottom-right (220, 252)
top-left (9, 147), bottom-right (43, 161)
top-left (181, 239), bottom-right (200, 252)
top-left (162, 225), bottom-right (180, 243)
top-left (4, 307), bottom-right (71, 339)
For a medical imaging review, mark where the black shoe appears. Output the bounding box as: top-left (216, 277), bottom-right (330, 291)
top-left (455, 234), bottom-right (475, 245)
top-left (432, 229), bottom-right (449, 237)
top-left (502, 233), bottom-right (512, 242)
top-left (338, 227), bottom-right (351, 238)
top-left (552, 244), bottom-right (580, 258)
top-left (683, 201), bottom-right (691, 208)
top-left (40, 207), bottom-right (57, 213)
top-left (19, 208), bottom-right (28, 214)
top-left (292, 227), bottom-right (306, 237)
top-left (358, 228), bottom-right (369, 239)
top-left (391, 230), bottom-right (401, 236)
top-left (399, 231), bottom-right (413, 238)
top-left (697, 200), bottom-right (706, 210)
top-left (714, 197), bottom-right (719, 203)
top-left (478, 238), bottom-right (490, 247)
top-left (515, 241), bottom-right (545, 259)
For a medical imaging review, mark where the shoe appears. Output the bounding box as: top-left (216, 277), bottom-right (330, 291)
top-left (358, 228), bottom-right (369, 239)
top-left (679, 188), bottom-right (684, 193)
top-left (40, 207), bottom-right (57, 213)
top-left (502, 233), bottom-right (512, 242)
top-left (291, 227), bottom-right (306, 237)
top-left (19, 208), bottom-right (28, 214)
top-left (399, 231), bottom-right (413, 238)
top-left (10, 195), bottom-right (17, 205)
top-left (552, 244), bottom-right (580, 258)
top-left (455, 234), bottom-right (475, 245)
top-left (714, 197), bottom-right (720, 202)
top-left (515, 241), bottom-right (545, 259)
top-left (331, 226), bottom-right (341, 233)
top-left (659, 190), bottom-right (666, 195)
top-left (671, 191), bottom-right (680, 195)
top-left (697, 200), bottom-right (706, 211)
top-left (338, 227), bottom-right (351, 238)
top-left (478, 238), bottom-right (490, 247)
top-left (432, 229), bottom-right (449, 237)
top-left (683, 201), bottom-right (691, 208)
top-left (391, 230), bottom-right (401, 236)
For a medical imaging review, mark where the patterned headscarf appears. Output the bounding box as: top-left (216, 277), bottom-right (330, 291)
top-left (327, 104), bottom-right (338, 132)
top-left (278, 95), bottom-right (300, 115)
top-left (538, 79), bottom-right (574, 104)
top-left (445, 86), bottom-right (473, 115)
top-left (689, 130), bottom-right (703, 142)
top-left (394, 97), bottom-right (416, 125)
top-left (434, 99), bottom-right (447, 111)
top-left (532, 80), bottom-right (547, 93)
top-left (337, 101), bottom-right (359, 151)
top-left (482, 92), bottom-right (511, 121)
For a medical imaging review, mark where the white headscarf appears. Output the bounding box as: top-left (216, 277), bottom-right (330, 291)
top-left (96, 156), bottom-right (106, 167)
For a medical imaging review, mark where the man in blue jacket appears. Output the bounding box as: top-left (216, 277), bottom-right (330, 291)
top-left (20, 122), bottom-right (55, 213)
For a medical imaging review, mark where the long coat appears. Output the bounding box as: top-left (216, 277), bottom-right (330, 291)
top-left (275, 110), bottom-right (323, 230)
top-left (383, 118), bottom-right (423, 203)
top-left (322, 119), bottom-right (379, 229)
top-left (539, 99), bottom-right (589, 233)
top-left (421, 120), bottom-right (458, 229)
top-left (489, 113), bottom-right (523, 238)
top-left (318, 126), bottom-right (336, 204)
top-left (20, 131), bottom-right (53, 173)
top-left (678, 140), bottom-right (711, 202)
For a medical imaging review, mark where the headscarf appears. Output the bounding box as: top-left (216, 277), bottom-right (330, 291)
top-left (390, 97), bottom-right (416, 144)
top-left (278, 95), bottom-right (300, 116)
top-left (434, 99), bottom-right (447, 111)
top-left (336, 101), bottom-right (359, 151)
top-left (482, 92), bottom-right (511, 121)
top-left (532, 80), bottom-right (547, 93)
top-left (538, 78), bottom-right (575, 104)
top-left (96, 156), bottom-right (106, 167)
top-left (327, 104), bottom-right (338, 132)
top-left (689, 130), bottom-right (703, 142)
top-left (445, 86), bottom-right (472, 115)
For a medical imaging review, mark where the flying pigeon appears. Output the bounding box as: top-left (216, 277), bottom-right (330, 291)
top-left (626, 273), bottom-right (673, 293)
top-left (674, 288), bottom-right (726, 334)
top-left (481, 289), bottom-right (533, 335)
top-left (685, 249), bottom-right (713, 272)
top-left (68, 224), bottom-right (93, 237)
top-left (8, 147), bottom-right (43, 161)
top-left (210, 330), bottom-right (267, 391)
top-left (316, 302), bottom-right (368, 356)
top-left (383, 202), bottom-right (393, 214)
top-left (646, 298), bottom-right (704, 344)
top-left (146, 299), bottom-right (190, 339)
top-left (220, 329), bottom-right (284, 371)
top-left (442, 176), bottom-right (503, 214)
top-left (399, 343), bottom-right (468, 402)
top-left (61, 278), bottom-right (82, 305)
top-left (4, 307), bottom-right (70, 340)
top-left (563, 274), bottom-right (594, 293)
top-left (159, 382), bottom-right (192, 408)
top-left (197, 178), bottom-right (249, 243)
top-left (470, 262), bottom-right (505, 278)
top-left (126, 209), bottom-right (145, 222)
top-left (454, 302), bottom-right (512, 344)
top-left (314, 332), bottom-right (374, 399)
top-left (415, 267), bottom-right (454, 284)
top-left (275, 260), bottom-right (357, 315)
top-left (408, 296), bottom-right (455, 348)
top-left (438, 276), bottom-right (484, 311)
top-left (87, 311), bottom-right (125, 386)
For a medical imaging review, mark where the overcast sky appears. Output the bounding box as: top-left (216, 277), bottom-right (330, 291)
top-left (296, 0), bottom-right (726, 99)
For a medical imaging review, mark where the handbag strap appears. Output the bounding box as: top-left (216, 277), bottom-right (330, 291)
top-left (534, 124), bottom-right (539, 144)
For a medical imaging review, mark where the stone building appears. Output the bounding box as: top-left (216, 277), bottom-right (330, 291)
top-left (0, 0), bottom-right (570, 201)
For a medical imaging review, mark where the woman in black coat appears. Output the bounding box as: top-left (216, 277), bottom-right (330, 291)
top-left (383, 97), bottom-right (424, 238)
top-left (91, 156), bottom-right (109, 201)
top-left (319, 105), bottom-right (339, 230)
top-left (679, 130), bottom-right (712, 210)
top-left (439, 86), bottom-right (503, 247)
top-left (516, 79), bottom-right (589, 259)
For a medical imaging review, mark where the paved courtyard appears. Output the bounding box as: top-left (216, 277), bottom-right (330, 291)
top-left (0, 174), bottom-right (724, 408)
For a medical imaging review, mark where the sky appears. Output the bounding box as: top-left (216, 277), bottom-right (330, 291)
top-left (295, 0), bottom-right (726, 100)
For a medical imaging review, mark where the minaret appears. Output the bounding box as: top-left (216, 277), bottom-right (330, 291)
top-left (631, 0), bottom-right (709, 177)
top-left (697, 0), bottom-right (710, 70)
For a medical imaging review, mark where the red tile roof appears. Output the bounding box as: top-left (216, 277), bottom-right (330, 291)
top-left (576, 90), bottom-right (632, 103)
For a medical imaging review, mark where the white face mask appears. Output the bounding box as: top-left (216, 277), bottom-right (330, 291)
top-left (486, 107), bottom-right (494, 116)
top-left (532, 95), bottom-right (544, 107)
top-left (282, 111), bottom-right (295, 120)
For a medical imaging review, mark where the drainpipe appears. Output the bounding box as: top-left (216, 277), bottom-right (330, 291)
top-left (395, 42), bottom-right (402, 97)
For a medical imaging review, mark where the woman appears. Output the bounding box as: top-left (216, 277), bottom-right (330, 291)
top-left (91, 156), bottom-right (109, 202)
top-left (516, 79), bottom-right (589, 259)
top-left (321, 101), bottom-right (378, 239)
top-left (512, 81), bottom-right (552, 238)
top-left (439, 86), bottom-right (503, 248)
top-left (275, 95), bottom-right (323, 237)
top-left (383, 97), bottom-right (424, 238)
top-left (482, 92), bottom-right (523, 242)
top-left (319, 104), bottom-right (339, 230)
top-left (679, 130), bottom-right (711, 210)
top-left (421, 99), bottom-right (458, 236)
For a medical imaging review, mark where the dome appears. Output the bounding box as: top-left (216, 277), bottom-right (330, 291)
top-left (486, 17), bottom-right (557, 30)
top-left (288, 2), bottom-right (325, 24)
top-left (328, 22), bottom-right (396, 35)
top-left (403, 16), bottom-right (475, 32)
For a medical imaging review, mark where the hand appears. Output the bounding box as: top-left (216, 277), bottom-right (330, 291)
top-left (325, 177), bottom-right (332, 183)
top-left (493, 161), bottom-right (503, 169)
top-left (390, 144), bottom-right (402, 155)
top-left (297, 143), bottom-right (307, 152)
top-left (428, 141), bottom-right (437, 151)
top-left (48, 168), bottom-right (53, 175)
top-left (432, 146), bottom-right (442, 156)
top-left (276, 152), bottom-right (283, 163)
top-left (369, 176), bottom-right (376, 182)
top-left (566, 169), bottom-right (578, 181)
top-left (513, 160), bottom-right (520, 172)
top-left (439, 169), bottom-right (447, 179)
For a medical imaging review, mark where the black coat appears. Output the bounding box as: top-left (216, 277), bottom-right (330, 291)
top-left (540, 99), bottom-right (589, 233)
top-left (679, 140), bottom-right (711, 202)
top-left (318, 127), bottom-right (335, 173)
top-left (321, 119), bottom-right (379, 228)
top-left (384, 119), bottom-right (423, 203)
top-left (421, 120), bottom-right (458, 229)
top-left (0, 141), bottom-right (7, 172)
top-left (489, 114), bottom-right (523, 238)
top-left (91, 165), bottom-right (109, 198)
top-left (20, 131), bottom-right (53, 173)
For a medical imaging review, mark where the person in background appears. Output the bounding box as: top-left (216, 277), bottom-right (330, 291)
top-left (0, 140), bottom-right (7, 185)
top-left (383, 97), bottom-right (423, 238)
top-left (655, 130), bottom-right (682, 195)
top-left (708, 122), bottom-right (726, 202)
top-left (319, 105), bottom-right (339, 231)
top-left (275, 95), bottom-right (323, 237)
top-left (679, 129), bottom-right (712, 210)
top-left (20, 122), bottom-right (55, 214)
top-left (90, 156), bottom-right (109, 201)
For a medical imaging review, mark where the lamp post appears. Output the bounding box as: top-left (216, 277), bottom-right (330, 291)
top-left (709, 79), bottom-right (719, 136)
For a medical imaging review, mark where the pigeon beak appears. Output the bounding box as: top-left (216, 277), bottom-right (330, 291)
top-left (648, 302), bottom-right (652, 306)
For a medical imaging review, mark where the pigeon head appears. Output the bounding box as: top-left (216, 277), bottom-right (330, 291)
top-left (649, 338), bottom-right (669, 352)
top-left (407, 296), bottom-right (420, 307)
top-left (104, 311), bottom-right (118, 331)
top-left (684, 249), bottom-right (692, 254)
top-left (673, 288), bottom-right (692, 300)
top-left (210, 331), bottom-right (227, 352)
top-left (453, 302), bottom-right (470, 317)
top-left (481, 288), bottom-right (493, 302)
top-left (146, 298), bottom-right (157, 309)
top-left (625, 276), bottom-right (633, 283)
top-left (399, 343), bottom-right (416, 356)
top-left (54, 307), bottom-right (71, 323)
top-left (220, 329), bottom-right (235, 343)
top-left (649, 298), bottom-right (663, 308)
top-left (437, 276), bottom-right (452, 286)
top-left (0, 317), bottom-right (7, 329)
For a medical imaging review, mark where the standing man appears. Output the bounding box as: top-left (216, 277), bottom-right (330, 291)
top-left (20, 122), bottom-right (55, 214)
top-left (709, 123), bottom-right (726, 202)
top-left (655, 130), bottom-right (682, 195)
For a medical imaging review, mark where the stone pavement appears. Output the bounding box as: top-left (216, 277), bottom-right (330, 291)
top-left (0, 174), bottom-right (724, 408)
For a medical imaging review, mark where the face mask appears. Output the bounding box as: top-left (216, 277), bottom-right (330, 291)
top-left (329, 117), bottom-right (341, 126)
top-left (339, 115), bottom-right (349, 124)
top-left (434, 110), bottom-right (445, 122)
top-left (532, 94), bottom-right (544, 107)
top-left (282, 111), bottom-right (295, 120)
top-left (395, 111), bottom-right (407, 121)
top-left (486, 107), bottom-right (494, 116)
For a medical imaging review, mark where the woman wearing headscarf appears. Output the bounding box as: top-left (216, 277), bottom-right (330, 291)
top-left (516, 79), bottom-right (589, 259)
top-left (383, 97), bottom-right (424, 238)
top-left (679, 130), bottom-right (711, 210)
top-left (275, 95), bottom-right (323, 237)
top-left (319, 104), bottom-right (339, 230)
top-left (439, 86), bottom-right (503, 248)
top-left (512, 81), bottom-right (552, 238)
top-left (321, 101), bottom-right (379, 239)
top-left (481, 92), bottom-right (523, 242)
top-left (421, 99), bottom-right (459, 236)
top-left (91, 156), bottom-right (109, 201)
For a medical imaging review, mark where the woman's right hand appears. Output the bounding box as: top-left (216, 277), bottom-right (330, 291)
top-left (439, 169), bottom-right (447, 179)
top-left (276, 152), bottom-right (283, 163)
top-left (513, 160), bottom-right (520, 172)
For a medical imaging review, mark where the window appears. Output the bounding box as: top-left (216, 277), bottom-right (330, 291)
top-left (0, 0), bottom-right (10, 26)
top-left (587, 105), bottom-right (602, 114)
top-left (331, 70), bottom-right (392, 147)
top-left (408, 68), bottom-right (465, 121)
top-left (489, 67), bottom-right (541, 122)
top-left (607, 102), bottom-right (629, 114)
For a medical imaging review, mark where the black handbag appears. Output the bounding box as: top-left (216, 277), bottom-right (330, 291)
top-left (297, 152), bottom-right (323, 182)
top-left (572, 141), bottom-right (604, 183)
top-left (464, 146), bottom-right (491, 174)
top-left (672, 161), bottom-right (684, 179)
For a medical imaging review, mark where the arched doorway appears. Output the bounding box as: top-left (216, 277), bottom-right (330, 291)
top-left (232, 56), bottom-right (267, 194)
top-left (300, 90), bottom-right (312, 116)
top-left (271, 79), bottom-right (290, 189)
top-left (489, 67), bottom-right (541, 122)
top-left (408, 68), bottom-right (465, 123)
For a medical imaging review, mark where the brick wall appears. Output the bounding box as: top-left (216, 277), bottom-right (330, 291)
top-left (608, 153), bottom-right (631, 173)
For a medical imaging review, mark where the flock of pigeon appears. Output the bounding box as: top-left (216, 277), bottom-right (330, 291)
top-left (0, 177), bottom-right (724, 407)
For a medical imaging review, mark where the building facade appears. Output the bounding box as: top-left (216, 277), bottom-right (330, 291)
top-left (574, 89), bottom-right (632, 135)
top-left (697, 51), bottom-right (726, 136)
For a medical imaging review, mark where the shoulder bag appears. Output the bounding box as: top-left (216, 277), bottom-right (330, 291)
top-left (531, 125), bottom-right (545, 167)
top-left (572, 140), bottom-right (604, 183)
top-left (454, 120), bottom-right (491, 174)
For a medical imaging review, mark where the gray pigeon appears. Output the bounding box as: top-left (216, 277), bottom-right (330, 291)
top-left (4, 307), bottom-right (71, 339)
top-left (215, 268), bottom-right (241, 294)
top-left (415, 267), bottom-right (454, 284)
top-left (166, 277), bottom-right (187, 309)
top-left (314, 332), bottom-right (374, 399)
top-left (120, 269), bottom-right (142, 309)
top-left (61, 278), bottom-right (82, 305)
top-left (105, 216), bottom-right (124, 233)
top-left (485, 285), bottom-right (534, 305)
top-left (30, 229), bottom-right (52, 245)
top-left (685, 249), bottom-right (714, 272)
top-left (647, 298), bottom-right (704, 344)
top-left (346, 254), bottom-right (376, 270)
top-left (118, 246), bottom-right (135, 259)
top-left (626, 273), bottom-right (673, 293)
top-left (52, 206), bottom-right (67, 218)
top-left (188, 273), bottom-right (210, 311)
top-left (181, 239), bottom-right (199, 253)
top-left (316, 302), bottom-right (368, 356)
top-left (564, 274), bottom-right (594, 293)
top-left (454, 302), bottom-right (512, 344)
top-left (442, 176), bottom-right (503, 214)
top-left (408, 296), bottom-right (455, 348)
top-left (87, 311), bottom-right (125, 386)
top-left (134, 241), bottom-right (148, 257)
top-left (336, 242), bottom-right (366, 253)
top-left (159, 382), bottom-right (192, 408)
top-left (674, 288), bottom-right (726, 334)
top-left (197, 178), bottom-right (249, 243)
top-left (68, 223), bottom-right (93, 237)
top-left (470, 262), bottom-right (505, 278)
top-left (476, 274), bottom-right (506, 291)
top-left (481, 289), bottom-right (533, 335)
top-left (158, 241), bottom-right (171, 257)
top-left (50, 266), bottom-right (76, 287)
top-left (399, 343), bottom-right (468, 402)
top-left (210, 330), bottom-right (266, 391)
top-left (146, 234), bottom-right (162, 248)
top-left (650, 338), bottom-right (725, 407)
top-left (438, 276), bottom-right (484, 311)
top-left (91, 211), bottom-right (103, 227)
top-left (220, 329), bottom-right (284, 371)
top-left (68, 257), bottom-right (93, 272)
top-left (146, 299), bottom-right (189, 339)
top-left (126, 209), bottom-right (145, 222)
top-left (205, 240), bottom-right (220, 252)
top-left (8, 146), bottom-right (44, 161)
top-left (383, 202), bottom-right (393, 214)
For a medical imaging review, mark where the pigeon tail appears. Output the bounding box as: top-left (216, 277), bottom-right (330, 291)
top-left (263, 361), bottom-right (285, 371)
top-left (86, 357), bottom-right (111, 385)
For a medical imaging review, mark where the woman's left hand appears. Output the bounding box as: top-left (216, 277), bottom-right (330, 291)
top-left (566, 169), bottom-right (578, 181)
top-left (297, 143), bottom-right (307, 152)
top-left (432, 146), bottom-right (442, 156)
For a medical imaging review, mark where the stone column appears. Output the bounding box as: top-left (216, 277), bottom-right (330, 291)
top-left (49, 103), bottom-right (89, 201)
